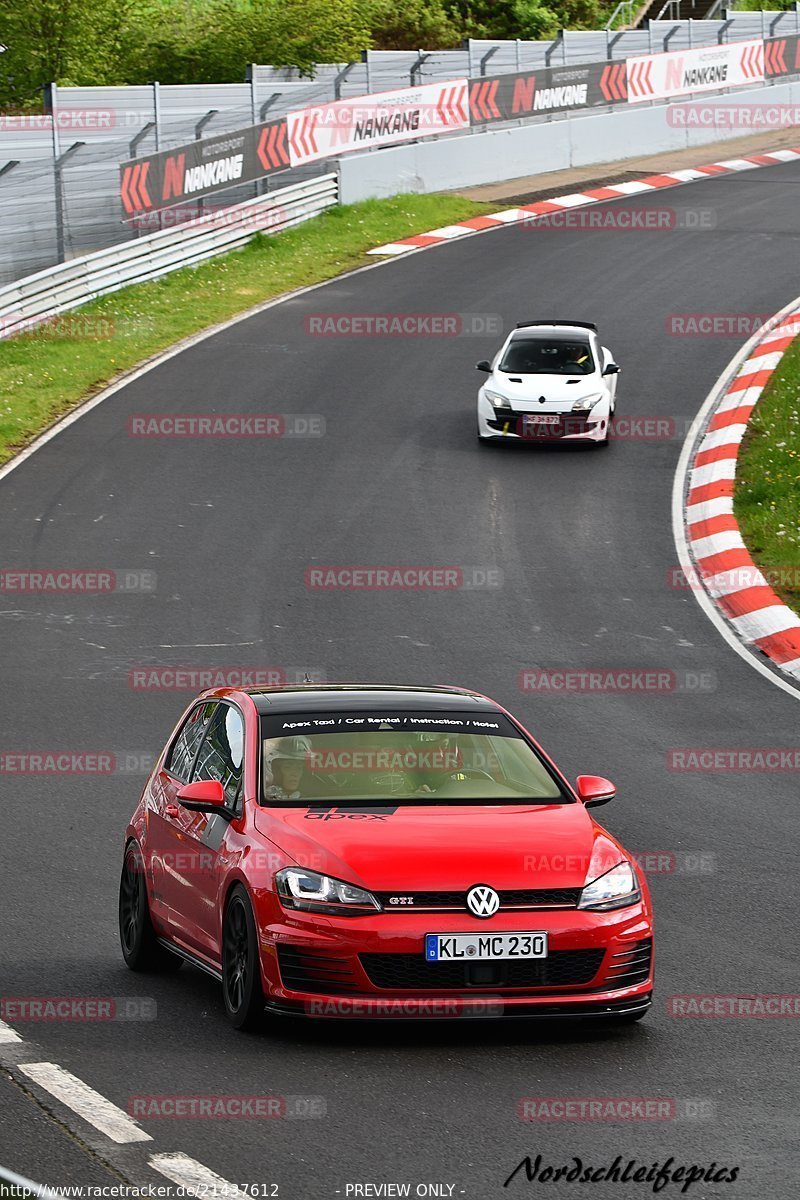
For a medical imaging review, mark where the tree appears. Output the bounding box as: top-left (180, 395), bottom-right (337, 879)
top-left (368, 0), bottom-right (461, 50)
top-left (0, 0), bottom-right (131, 106)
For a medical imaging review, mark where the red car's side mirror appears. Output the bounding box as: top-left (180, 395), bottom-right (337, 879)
top-left (575, 774), bottom-right (616, 808)
top-left (177, 779), bottom-right (227, 812)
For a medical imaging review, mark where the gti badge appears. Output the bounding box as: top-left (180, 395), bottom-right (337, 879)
top-left (466, 885), bottom-right (500, 918)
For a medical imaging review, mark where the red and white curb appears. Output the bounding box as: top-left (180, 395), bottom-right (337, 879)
top-left (682, 304), bottom-right (800, 683)
top-left (367, 147), bottom-right (800, 255)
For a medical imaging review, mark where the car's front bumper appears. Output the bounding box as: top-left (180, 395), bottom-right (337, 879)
top-left (258, 903), bottom-right (653, 1019)
top-left (477, 401), bottom-right (609, 442)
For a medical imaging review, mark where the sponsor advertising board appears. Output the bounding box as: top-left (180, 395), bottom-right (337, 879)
top-left (468, 60), bottom-right (627, 123)
top-left (285, 79), bottom-right (469, 167)
top-left (119, 34), bottom-right (788, 216)
top-left (627, 39), bottom-right (764, 103)
top-left (763, 34), bottom-right (800, 77)
top-left (119, 117), bottom-right (290, 217)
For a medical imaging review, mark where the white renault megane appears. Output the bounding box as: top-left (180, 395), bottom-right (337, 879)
top-left (476, 321), bottom-right (620, 446)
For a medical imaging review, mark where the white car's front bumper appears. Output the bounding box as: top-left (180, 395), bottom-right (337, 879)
top-left (477, 396), bottom-right (611, 443)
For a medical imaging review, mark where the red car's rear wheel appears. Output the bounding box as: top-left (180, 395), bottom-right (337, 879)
top-left (119, 841), bottom-right (182, 972)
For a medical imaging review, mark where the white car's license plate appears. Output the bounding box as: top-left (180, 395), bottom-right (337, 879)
top-left (425, 932), bottom-right (548, 961)
top-left (523, 414), bottom-right (560, 427)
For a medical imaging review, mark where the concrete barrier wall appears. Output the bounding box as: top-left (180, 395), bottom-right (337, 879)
top-left (338, 80), bottom-right (800, 203)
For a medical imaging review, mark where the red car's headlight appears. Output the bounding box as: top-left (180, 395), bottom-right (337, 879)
top-left (578, 861), bottom-right (641, 911)
top-left (276, 868), bottom-right (382, 915)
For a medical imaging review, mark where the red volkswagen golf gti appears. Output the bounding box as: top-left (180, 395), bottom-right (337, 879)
top-left (119, 685), bottom-right (653, 1028)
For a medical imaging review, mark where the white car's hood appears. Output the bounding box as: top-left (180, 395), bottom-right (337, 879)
top-left (488, 372), bottom-right (602, 412)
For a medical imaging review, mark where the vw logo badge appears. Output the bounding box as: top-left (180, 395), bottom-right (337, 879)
top-left (466, 885), bottom-right (500, 919)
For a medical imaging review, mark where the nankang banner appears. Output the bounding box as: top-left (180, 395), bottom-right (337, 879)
top-left (764, 33), bottom-right (800, 77)
top-left (120, 34), bottom-right (784, 217)
top-left (627, 39), bottom-right (764, 103)
top-left (285, 79), bottom-right (469, 166)
top-left (468, 60), bottom-right (627, 124)
top-left (119, 117), bottom-right (290, 217)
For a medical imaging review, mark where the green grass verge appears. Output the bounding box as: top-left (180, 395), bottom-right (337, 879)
top-left (734, 334), bottom-right (800, 609)
top-left (0, 192), bottom-right (491, 466)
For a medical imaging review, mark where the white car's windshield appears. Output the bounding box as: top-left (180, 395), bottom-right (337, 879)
top-left (259, 711), bottom-right (568, 805)
top-left (499, 337), bottom-right (595, 375)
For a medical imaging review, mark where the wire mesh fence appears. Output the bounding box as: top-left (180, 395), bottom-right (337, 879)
top-left (1, 9), bottom-right (799, 284)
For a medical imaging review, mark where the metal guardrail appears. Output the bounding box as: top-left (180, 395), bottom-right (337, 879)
top-left (0, 174), bottom-right (338, 340)
top-left (0, 1163), bottom-right (66, 1200)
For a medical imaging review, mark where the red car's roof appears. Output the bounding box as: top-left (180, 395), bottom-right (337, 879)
top-left (245, 684), bottom-right (500, 714)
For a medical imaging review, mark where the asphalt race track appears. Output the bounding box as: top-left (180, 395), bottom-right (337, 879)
top-left (2, 160), bottom-right (800, 1198)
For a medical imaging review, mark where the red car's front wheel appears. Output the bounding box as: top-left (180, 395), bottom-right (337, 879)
top-left (222, 886), bottom-right (265, 1031)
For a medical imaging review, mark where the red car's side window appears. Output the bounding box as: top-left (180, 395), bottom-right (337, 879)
top-left (165, 701), bottom-right (217, 781)
top-left (192, 704), bottom-right (245, 809)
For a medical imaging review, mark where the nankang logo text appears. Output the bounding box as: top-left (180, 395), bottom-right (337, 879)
top-left (184, 154), bottom-right (244, 194)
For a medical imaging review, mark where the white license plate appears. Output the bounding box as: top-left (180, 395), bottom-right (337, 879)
top-left (523, 414), bottom-right (560, 427)
top-left (425, 931), bottom-right (548, 961)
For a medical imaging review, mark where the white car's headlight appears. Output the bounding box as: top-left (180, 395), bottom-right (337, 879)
top-left (578, 861), bottom-right (640, 911)
top-left (571, 393), bottom-right (603, 413)
top-left (485, 390), bottom-right (512, 410)
top-left (276, 867), bottom-right (381, 915)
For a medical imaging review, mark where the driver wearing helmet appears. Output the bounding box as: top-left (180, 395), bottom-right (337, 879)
top-left (264, 736), bottom-right (312, 800)
top-left (564, 343), bottom-right (591, 374)
top-left (411, 732), bottom-right (462, 794)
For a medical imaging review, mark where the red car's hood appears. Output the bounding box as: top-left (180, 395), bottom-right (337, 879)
top-left (254, 802), bottom-right (624, 891)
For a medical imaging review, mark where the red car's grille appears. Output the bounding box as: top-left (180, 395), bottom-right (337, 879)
top-left (277, 946), bottom-right (359, 994)
top-left (359, 948), bottom-right (605, 991)
top-left (374, 888), bottom-right (581, 911)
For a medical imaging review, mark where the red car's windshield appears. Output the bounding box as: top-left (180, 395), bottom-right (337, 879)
top-left (259, 711), bottom-right (568, 805)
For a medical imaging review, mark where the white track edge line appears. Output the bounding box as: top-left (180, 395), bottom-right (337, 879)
top-left (19, 1062), bottom-right (152, 1145)
top-left (149, 1152), bottom-right (246, 1198)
